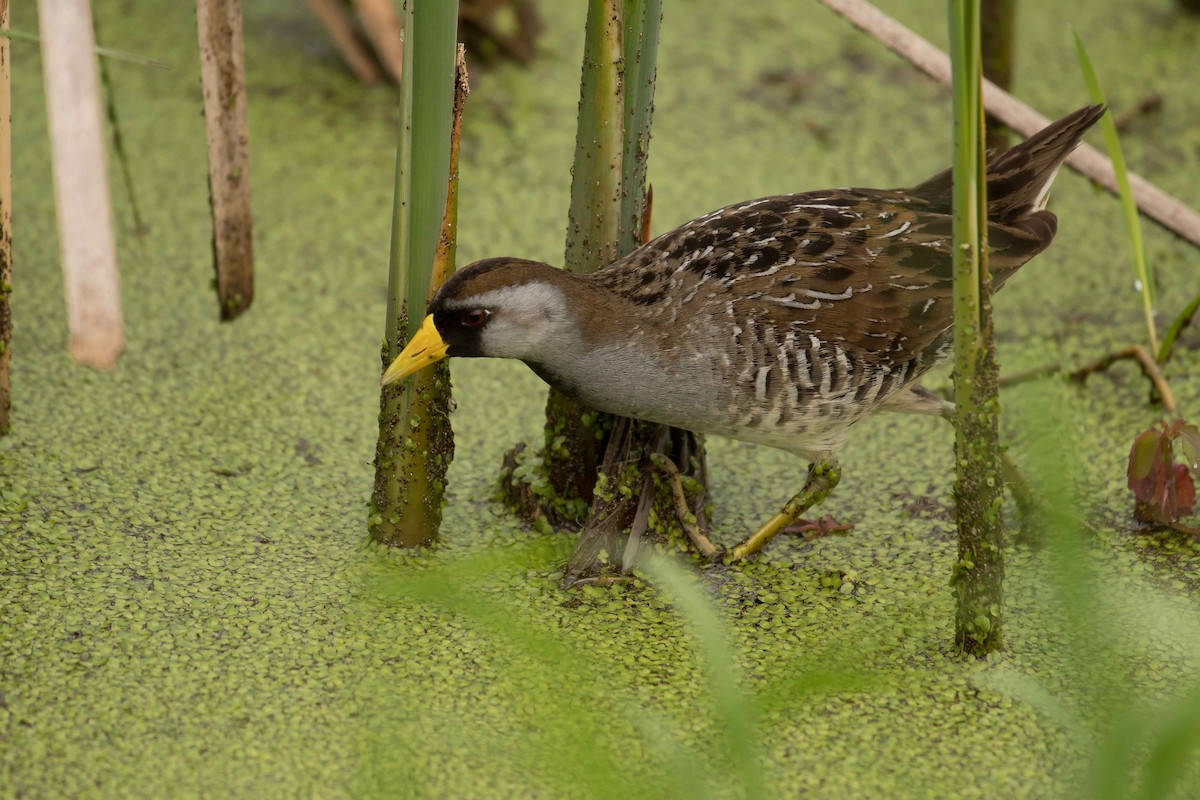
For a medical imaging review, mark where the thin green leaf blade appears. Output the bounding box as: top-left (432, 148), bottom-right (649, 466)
top-left (642, 555), bottom-right (768, 800)
top-left (1134, 686), bottom-right (1200, 800)
top-left (1072, 29), bottom-right (1158, 355)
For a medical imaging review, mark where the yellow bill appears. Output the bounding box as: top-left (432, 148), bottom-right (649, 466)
top-left (380, 314), bottom-right (449, 386)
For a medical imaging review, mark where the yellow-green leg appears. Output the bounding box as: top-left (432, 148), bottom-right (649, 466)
top-left (728, 458), bottom-right (842, 562)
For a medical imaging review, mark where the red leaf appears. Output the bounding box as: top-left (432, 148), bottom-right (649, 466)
top-left (1129, 428), bottom-right (1172, 509)
top-left (1173, 464), bottom-right (1196, 516)
top-left (1128, 429), bottom-right (1164, 484)
top-left (1131, 461), bottom-right (1164, 507)
top-left (1127, 419), bottom-right (1199, 526)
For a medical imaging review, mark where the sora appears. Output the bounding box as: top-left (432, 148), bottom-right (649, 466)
top-left (383, 105), bottom-right (1105, 560)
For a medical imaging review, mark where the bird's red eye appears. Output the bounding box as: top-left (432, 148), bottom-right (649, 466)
top-left (462, 309), bottom-right (489, 328)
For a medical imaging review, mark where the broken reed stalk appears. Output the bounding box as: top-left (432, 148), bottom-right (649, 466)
top-left (351, 0), bottom-right (406, 85)
top-left (817, 0), bottom-right (1200, 251)
top-left (38, 0), bottom-right (124, 370)
top-left (370, 0), bottom-right (461, 549)
top-left (0, 0), bottom-right (10, 433)
top-left (949, 0), bottom-right (1004, 655)
top-left (1069, 346), bottom-right (1177, 415)
top-left (196, 0), bottom-right (255, 321)
top-left (305, 0), bottom-right (383, 85)
top-left (497, 0), bottom-right (701, 582)
top-left (385, 46), bottom-right (468, 546)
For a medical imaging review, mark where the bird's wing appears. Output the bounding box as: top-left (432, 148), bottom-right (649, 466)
top-left (601, 190), bottom-right (1052, 368)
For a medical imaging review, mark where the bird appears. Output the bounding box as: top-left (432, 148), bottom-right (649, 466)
top-left (382, 105), bottom-right (1106, 560)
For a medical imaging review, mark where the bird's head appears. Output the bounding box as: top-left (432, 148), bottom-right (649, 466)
top-left (380, 258), bottom-right (579, 386)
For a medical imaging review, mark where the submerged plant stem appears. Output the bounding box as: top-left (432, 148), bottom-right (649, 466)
top-left (949, 0), bottom-right (1004, 655)
top-left (0, 0), bottom-right (10, 434)
top-left (650, 453), bottom-right (720, 560)
top-left (562, 0), bottom-right (712, 581)
top-left (196, 0), bottom-right (254, 320)
top-left (537, 0), bottom-right (627, 508)
top-left (371, 0), bottom-right (461, 548)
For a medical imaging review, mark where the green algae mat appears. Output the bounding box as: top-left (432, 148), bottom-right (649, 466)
top-left (3, 0), bottom-right (1200, 797)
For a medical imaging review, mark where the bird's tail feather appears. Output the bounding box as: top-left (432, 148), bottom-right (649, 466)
top-left (910, 104), bottom-right (1106, 221)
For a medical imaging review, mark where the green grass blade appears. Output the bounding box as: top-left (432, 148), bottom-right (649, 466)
top-left (1072, 29), bottom-right (1158, 356)
top-left (1157, 287), bottom-right (1200, 366)
top-left (1133, 684), bottom-right (1200, 800)
top-left (642, 556), bottom-right (768, 800)
top-left (363, 543), bottom-right (708, 799)
top-left (1008, 386), bottom-right (1160, 800)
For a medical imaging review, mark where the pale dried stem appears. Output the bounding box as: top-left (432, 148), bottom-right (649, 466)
top-left (819, 0), bottom-right (1200, 249)
top-left (1069, 344), bottom-right (1177, 414)
top-left (620, 473), bottom-right (657, 573)
top-left (651, 453), bottom-right (721, 561)
top-left (38, 0), bottom-right (123, 368)
top-left (351, 0), bottom-right (405, 85)
top-left (305, 0), bottom-right (382, 85)
top-left (428, 46), bottom-right (469, 302)
top-left (997, 363), bottom-right (1062, 389)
